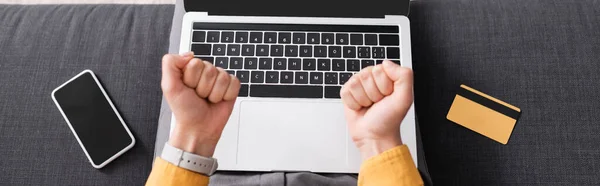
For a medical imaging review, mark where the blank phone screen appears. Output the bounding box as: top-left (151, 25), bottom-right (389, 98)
top-left (53, 72), bottom-right (133, 165)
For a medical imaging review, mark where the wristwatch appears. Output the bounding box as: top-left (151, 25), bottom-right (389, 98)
top-left (161, 142), bottom-right (218, 176)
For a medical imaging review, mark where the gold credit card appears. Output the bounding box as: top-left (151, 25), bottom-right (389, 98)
top-left (447, 85), bottom-right (521, 144)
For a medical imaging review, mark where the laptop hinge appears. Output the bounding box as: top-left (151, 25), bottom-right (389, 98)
top-left (184, 0), bottom-right (410, 17)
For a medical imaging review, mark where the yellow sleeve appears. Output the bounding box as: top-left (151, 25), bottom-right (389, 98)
top-left (145, 157), bottom-right (209, 186)
top-left (358, 145), bottom-right (423, 186)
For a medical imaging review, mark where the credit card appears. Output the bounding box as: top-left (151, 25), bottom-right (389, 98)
top-left (447, 85), bottom-right (521, 144)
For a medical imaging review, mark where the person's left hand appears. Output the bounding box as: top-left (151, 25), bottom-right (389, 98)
top-left (162, 52), bottom-right (240, 157)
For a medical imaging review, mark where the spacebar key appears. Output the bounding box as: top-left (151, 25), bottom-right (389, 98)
top-left (250, 85), bottom-right (323, 98)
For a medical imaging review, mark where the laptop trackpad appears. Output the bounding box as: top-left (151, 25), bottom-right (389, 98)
top-left (237, 100), bottom-right (348, 172)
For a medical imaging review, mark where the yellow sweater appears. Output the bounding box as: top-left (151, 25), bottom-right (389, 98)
top-left (146, 145), bottom-right (423, 186)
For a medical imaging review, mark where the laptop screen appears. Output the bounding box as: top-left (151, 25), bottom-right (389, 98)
top-left (184, 0), bottom-right (409, 18)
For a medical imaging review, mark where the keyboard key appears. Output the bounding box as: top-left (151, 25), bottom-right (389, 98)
top-left (336, 33), bottom-right (349, 45)
top-left (317, 59), bottom-right (331, 71)
top-left (236, 71), bottom-right (249, 83)
top-left (244, 57), bottom-right (258, 69)
top-left (259, 58), bottom-right (273, 69)
top-left (235, 32), bottom-right (248, 43)
top-left (350, 34), bottom-right (363, 45)
top-left (318, 59), bottom-right (331, 71)
top-left (264, 32), bottom-right (277, 43)
top-left (293, 33), bottom-right (306, 44)
top-left (250, 32), bottom-right (263, 43)
top-left (332, 59), bottom-right (345, 71)
top-left (230, 57), bottom-right (243, 69)
top-left (221, 32), bottom-right (234, 43)
top-left (226, 70), bottom-right (235, 75)
top-left (197, 57), bottom-right (214, 64)
top-left (299, 45), bottom-right (312, 57)
top-left (347, 60), bottom-right (360, 71)
top-left (279, 32), bottom-right (292, 44)
top-left (328, 46), bottom-right (341, 58)
top-left (325, 73), bottom-right (338, 84)
top-left (386, 47), bottom-right (400, 59)
top-left (295, 72), bottom-right (309, 84)
top-left (365, 34), bottom-right (377, 45)
top-left (285, 45), bottom-right (299, 57)
top-left (215, 57), bottom-right (228, 69)
top-left (339, 73), bottom-right (352, 84)
top-left (250, 85), bottom-right (322, 98)
top-left (376, 60), bottom-right (383, 65)
top-left (391, 60), bottom-right (401, 65)
top-left (270, 45), bottom-right (284, 57)
top-left (227, 44), bottom-right (241, 56)
top-left (361, 60), bottom-right (375, 69)
top-left (325, 86), bottom-right (341, 98)
top-left (207, 31), bottom-right (220, 42)
top-left (310, 72), bottom-right (323, 84)
top-left (239, 84), bottom-right (249, 96)
top-left (256, 45), bottom-right (269, 56)
top-left (343, 46), bottom-right (356, 58)
top-left (266, 71), bottom-right (279, 83)
top-left (379, 34), bottom-right (400, 46)
top-left (372, 47), bottom-right (385, 58)
top-left (288, 58), bottom-right (301, 70)
top-left (307, 33), bottom-right (320, 44)
top-left (192, 31), bottom-right (206, 42)
top-left (191, 44), bottom-right (211, 55)
top-left (242, 45), bottom-right (255, 56)
top-left (303, 59), bottom-right (316, 70)
top-left (314, 46), bottom-right (327, 57)
top-left (322, 33), bottom-right (334, 44)
top-left (274, 58), bottom-right (287, 70)
top-left (251, 71), bottom-right (264, 83)
top-left (358, 47), bottom-right (371, 58)
top-left (213, 44), bottom-right (226, 55)
top-left (280, 72), bottom-right (294, 84)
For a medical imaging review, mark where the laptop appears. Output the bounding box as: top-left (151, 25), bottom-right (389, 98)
top-left (170, 0), bottom-right (416, 173)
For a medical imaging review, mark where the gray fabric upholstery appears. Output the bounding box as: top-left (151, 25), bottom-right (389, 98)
top-left (0, 5), bottom-right (173, 185)
top-left (410, 0), bottom-right (600, 185)
top-left (2, 0), bottom-right (600, 185)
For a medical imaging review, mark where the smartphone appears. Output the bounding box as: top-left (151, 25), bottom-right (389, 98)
top-left (51, 70), bottom-right (135, 168)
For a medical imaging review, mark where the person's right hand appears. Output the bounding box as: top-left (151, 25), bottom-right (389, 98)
top-left (340, 61), bottom-right (414, 160)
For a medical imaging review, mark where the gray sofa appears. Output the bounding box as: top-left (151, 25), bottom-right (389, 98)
top-left (1, 0), bottom-right (599, 185)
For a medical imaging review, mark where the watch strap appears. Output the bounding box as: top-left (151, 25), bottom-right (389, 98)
top-left (161, 142), bottom-right (218, 176)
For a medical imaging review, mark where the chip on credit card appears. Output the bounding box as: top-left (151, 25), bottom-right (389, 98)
top-left (447, 85), bottom-right (521, 144)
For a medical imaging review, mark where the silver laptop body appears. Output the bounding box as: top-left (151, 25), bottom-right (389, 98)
top-left (171, 11), bottom-right (416, 173)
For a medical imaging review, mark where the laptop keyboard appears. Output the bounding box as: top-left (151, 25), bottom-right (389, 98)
top-left (190, 23), bottom-right (401, 99)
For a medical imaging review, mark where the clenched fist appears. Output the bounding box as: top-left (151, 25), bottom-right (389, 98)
top-left (341, 61), bottom-right (413, 160)
top-left (162, 52), bottom-right (240, 157)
